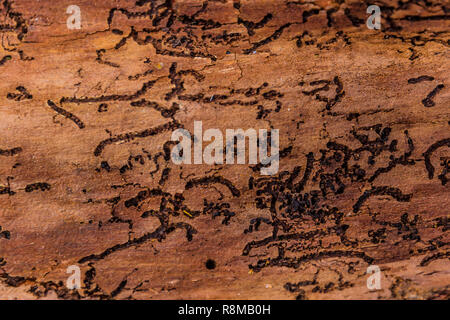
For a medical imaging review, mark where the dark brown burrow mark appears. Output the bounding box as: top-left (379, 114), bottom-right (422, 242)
top-left (421, 84), bottom-right (445, 107)
top-left (0, 0), bottom-right (449, 300)
top-left (7, 86), bottom-right (32, 101)
top-left (0, 147), bottom-right (22, 156)
top-left (47, 100), bottom-right (85, 129)
top-left (423, 138), bottom-right (450, 185)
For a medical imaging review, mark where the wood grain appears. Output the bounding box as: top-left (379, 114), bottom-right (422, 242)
top-left (0, 0), bottom-right (448, 299)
